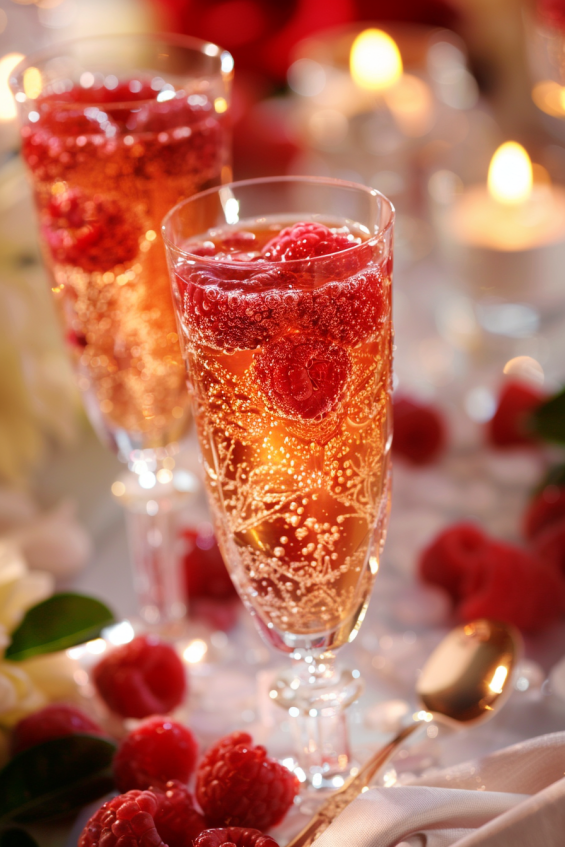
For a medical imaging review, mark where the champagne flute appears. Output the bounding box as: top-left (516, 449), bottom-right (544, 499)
top-left (10, 34), bottom-right (233, 628)
top-left (163, 176), bottom-right (394, 784)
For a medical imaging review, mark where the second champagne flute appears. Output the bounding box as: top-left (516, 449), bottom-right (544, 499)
top-left (11, 34), bottom-right (233, 627)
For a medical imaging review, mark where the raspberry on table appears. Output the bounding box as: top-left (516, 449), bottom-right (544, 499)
top-left (182, 526), bottom-right (237, 603)
top-left (153, 781), bottom-right (207, 847)
top-left (113, 716), bottom-right (199, 792)
top-left (194, 829), bottom-right (279, 847)
top-left (79, 783), bottom-right (206, 847)
top-left (533, 518), bottom-right (565, 579)
top-left (79, 789), bottom-right (166, 847)
top-left (262, 222), bottom-right (358, 261)
top-left (195, 731), bottom-right (299, 831)
top-left (92, 634), bottom-right (186, 719)
top-left (419, 523), bottom-right (491, 602)
top-left (10, 704), bottom-right (106, 756)
top-left (523, 485), bottom-right (565, 540)
top-left (393, 396), bottom-right (446, 465)
top-left (488, 381), bottom-right (544, 448)
top-left (254, 335), bottom-right (351, 421)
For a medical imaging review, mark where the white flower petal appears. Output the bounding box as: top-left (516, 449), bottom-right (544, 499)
top-left (0, 570), bottom-right (54, 632)
top-left (17, 501), bottom-right (92, 578)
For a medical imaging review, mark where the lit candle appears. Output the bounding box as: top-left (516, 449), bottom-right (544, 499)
top-left (0, 52), bottom-right (24, 155)
top-left (433, 141), bottom-right (565, 314)
top-left (349, 28), bottom-right (434, 137)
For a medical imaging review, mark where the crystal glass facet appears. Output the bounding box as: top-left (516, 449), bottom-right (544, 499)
top-left (164, 176), bottom-right (394, 778)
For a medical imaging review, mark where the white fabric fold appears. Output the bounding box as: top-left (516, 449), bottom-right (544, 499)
top-left (315, 731), bottom-right (565, 847)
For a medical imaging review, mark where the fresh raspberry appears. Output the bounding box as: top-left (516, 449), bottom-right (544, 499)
top-left (458, 541), bottom-right (565, 632)
top-left (195, 731), bottom-right (299, 830)
top-left (92, 635), bottom-right (186, 719)
top-left (523, 485), bottom-right (565, 540)
top-left (79, 783), bottom-right (206, 847)
top-left (194, 829), bottom-right (279, 847)
top-left (419, 523), bottom-right (491, 602)
top-left (79, 789), bottom-right (166, 847)
top-left (41, 188), bottom-right (140, 273)
top-left (255, 335), bottom-right (351, 421)
top-left (183, 526), bottom-right (237, 602)
top-left (153, 781), bottom-right (207, 847)
top-left (393, 397), bottom-right (446, 465)
top-left (10, 704), bottom-right (106, 756)
top-left (533, 518), bottom-right (565, 578)
top-left (488, 381), bottom-right (544, 448)
top-left (113, 716), bottom-right (199, 792)
top-left (262, 222), bottom-right (358, 261)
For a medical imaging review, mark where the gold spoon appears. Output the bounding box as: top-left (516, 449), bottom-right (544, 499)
top-left (286, 619), bottom-right (522, 847)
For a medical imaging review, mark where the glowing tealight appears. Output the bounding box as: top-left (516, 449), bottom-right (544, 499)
top-left (0, 53), bottom-right (24, 121)
top-left (23, 66), bottom-right (42, 99)
top-left (183, 638), bottom-right (208, 663)
top-left (350, 29), bottom-right (403, 92)
top-left (487, 142), bottom-right (533, 205)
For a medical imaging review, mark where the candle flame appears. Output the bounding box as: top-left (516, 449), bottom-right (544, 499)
top-left (488, 142), bottom-right (533, 205)
top-left (0, 53), bottom-right (24, 121)
top-left (488, 665), bottom-right (508, 694)
top-left (350, 29), bottom-right (403, 91)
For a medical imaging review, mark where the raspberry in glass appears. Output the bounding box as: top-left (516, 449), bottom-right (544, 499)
top-left (195, 731), bottom-right (299, 830)
top-left (92, 635), bottom-right (186, 719)
top-left (113, 716), bottom-right (199, 792)
top-left (254, 335), bottom-right (351, 421)
top-left (194, 829), bottom-right (279, 847)
top-left (261, 221), bottom-right (358, 261)
top-left (393, 396), bottom-right (446, 465)
top-left (488, 381), bottom-right (544, 448)
top-left (523, 485), bottom-right (565, 540)
top-left (79, 783), bottom-right (206, 847)
top-left (42, 188), bottom-right (141, 273)
top-left (10, 704), bottom-right (106, 756)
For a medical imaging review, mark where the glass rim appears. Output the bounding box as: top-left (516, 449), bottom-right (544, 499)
top-left (161, 175), bottom-right (395, 269)
top-left (9, 31), bottom-right (233, 109)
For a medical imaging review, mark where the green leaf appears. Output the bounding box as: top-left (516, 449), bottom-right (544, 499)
top-left (0, 829), bottom-right (40, 847)
top-left (529, 387), bottom-right (565, 446)
top-left (0, 735), bottom-right (116, 824)
top-left (5, 593), bottom-right (115, 661)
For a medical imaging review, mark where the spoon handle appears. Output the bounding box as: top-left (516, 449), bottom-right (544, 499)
top-left (287, 722), bottom-right (421, 847)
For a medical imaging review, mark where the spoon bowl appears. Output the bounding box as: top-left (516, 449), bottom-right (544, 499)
top-left (286, 618), bottom-right (522, 847)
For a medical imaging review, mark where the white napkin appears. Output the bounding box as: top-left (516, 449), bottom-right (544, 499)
top-left (315, 731), bottom-right (565, 847)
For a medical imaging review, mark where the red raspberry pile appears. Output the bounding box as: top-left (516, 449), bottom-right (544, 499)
top-left (92, 634), bottom-right (186, 719)
top-left (10, 704), bottom-right (106, 756)
top-left (254, 335), bottom-right (351, 421)
top-left (79, 783), bottom-right (206, 847)
top-left (196, 731), bottom-right (299, 831)
top-left (194, 829), bottom-right (279, 847)
top-left (114, 716), bottom-right (199, 792)
top-left (488, 381), bottom-right (545, 448)
top-left (41, 188), bottom-right (140, 273)
top-left (393, 397), bottom-right (446, 465)
top-left (419, 523), bottom-right (565, 632)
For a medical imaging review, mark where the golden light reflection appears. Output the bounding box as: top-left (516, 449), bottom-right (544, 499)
top-left (532, 79), bottom-right (565, 118)
top-left (488, 665), bottom-right (508, 694)
top-left (23, 66), bottom-right (42, 99)
top-left (487, 142), bottom-right (533, 205)
top-left (0, 53), bottom-right (24, 120)
top-left (385, 73), bottom-right (434, 136)
top-left (183, 638), bottom-right (208, 664)
top-left (350, 29), bottom-right (403, 92)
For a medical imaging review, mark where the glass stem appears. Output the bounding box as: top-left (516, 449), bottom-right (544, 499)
top-left (273, 650), bottom-right (364, 786)
top-left (113, 457), bottom-right (199, 630)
